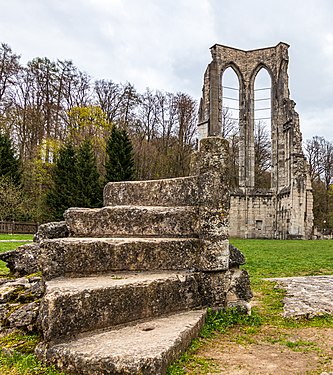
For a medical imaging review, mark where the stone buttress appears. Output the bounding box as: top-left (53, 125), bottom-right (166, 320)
top-left (35, 136), bottom-right (252, 375)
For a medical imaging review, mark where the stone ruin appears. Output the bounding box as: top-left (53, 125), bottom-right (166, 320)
top-left (0, 41), bottom-right (314, 374)
top-left (3, 42), bottom-right (317, 373)
top-left (1, 136), bottom-right (252, 374)
top-left (0, 41), bottom-right (313, 374)
top-left (198, 43), bottom-right (313, 239)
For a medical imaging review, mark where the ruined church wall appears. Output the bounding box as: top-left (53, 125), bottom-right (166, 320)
top-left (230, 189), bottom-right (312, 239)
top-left (198, 42), bottom-right (313, 239)
top-left (229, 194), bottom-right (276, 238)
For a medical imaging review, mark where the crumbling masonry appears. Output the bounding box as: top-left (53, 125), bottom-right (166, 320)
top-left (198, 43), bottom-right (313, 239)
top-left (33, 136), bottom-right (252, 374)
top-left (6, 42), bottom-right (313, 374)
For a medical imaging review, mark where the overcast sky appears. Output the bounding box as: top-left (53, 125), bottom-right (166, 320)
top-left (0, 0), bottom-right (332, 141)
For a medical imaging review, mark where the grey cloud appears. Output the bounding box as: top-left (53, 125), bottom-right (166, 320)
top-left (0, 0), bottom-right (332, 140)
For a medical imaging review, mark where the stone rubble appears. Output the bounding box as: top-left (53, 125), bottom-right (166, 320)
top-left (0, 275), bottom-right (43, 332)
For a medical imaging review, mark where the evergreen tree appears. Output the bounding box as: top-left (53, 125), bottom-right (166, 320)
top-left (0, 132), bottom-right (21, 185)
top-left (46, 143), bottom-right (78, 220)
top-left (76, 139), bottom-right (102, 207)
top-left (46, 140), bottom-right (103, 220)
top-left (105, 126), bottom-right (135, 182)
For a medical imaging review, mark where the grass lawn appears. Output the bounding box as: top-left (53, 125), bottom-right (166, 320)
top-left (231, 239), bottom-right (333, 286)
top-left (0, 234), bottom-right (34, 241)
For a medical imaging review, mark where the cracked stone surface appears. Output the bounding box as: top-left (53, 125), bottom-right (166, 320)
top-left (267, 275), bottom-right (333, 318)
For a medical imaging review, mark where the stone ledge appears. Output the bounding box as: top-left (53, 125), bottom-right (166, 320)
top-left (36, 309), bottom-right (206, 375)
top-left (39, 271), bottom-right (204, 341)
top-left (64, 206), bottom-right (200, 238)
top-left (40, 237), bottom-right (230, 280)
top-left (104, 176), bottom-right (199, 207)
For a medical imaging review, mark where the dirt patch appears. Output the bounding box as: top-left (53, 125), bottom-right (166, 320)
top-left (188, 326), bottom-right (333, 374)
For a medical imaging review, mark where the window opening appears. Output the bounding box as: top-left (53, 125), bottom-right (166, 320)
top-left (222, 67), bottom-right (240, 187)
top-left (254, 68), bottom-right (272, 189)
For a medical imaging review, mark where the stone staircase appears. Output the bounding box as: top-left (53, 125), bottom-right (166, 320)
top-left (35, 137), bottom-right (252, 375)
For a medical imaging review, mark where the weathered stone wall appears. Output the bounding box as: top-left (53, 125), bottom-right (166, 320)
top-left (229, 193), bottom-right (275, 238)
top-left (198, 42), bottom-right (313, 239)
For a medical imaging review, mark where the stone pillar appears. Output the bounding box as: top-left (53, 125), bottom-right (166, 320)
top-left (208, 60), bottom-right (220, 136)
top-left (191, 137), bottom-right (230, 270)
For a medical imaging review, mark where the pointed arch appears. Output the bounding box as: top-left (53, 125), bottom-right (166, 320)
top-left (221, 65), bottom-right (241, 138)
top-left (253, 66), bottom-right (272, 188)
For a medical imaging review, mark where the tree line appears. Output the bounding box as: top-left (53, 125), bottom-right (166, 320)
top-left (0, 43), bottom-right (197, 223)
top-left (304, 136), bottom-right (333, 233)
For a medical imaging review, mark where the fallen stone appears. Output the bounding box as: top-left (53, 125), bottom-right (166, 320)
top-left (34, 221), bottom-right (69, 242)
top-left (227, 268), bottom-right (253, 305)
top-left (229, 244), bottom-right (246, 267)
top-left (8, 301), bottom-right (40, 330)
top-left (0, 277), bottom-right (43, 304)
top-left (267, 275), bottom-right (333, 318)
top-left (0, 243), bottom-right (40, 276)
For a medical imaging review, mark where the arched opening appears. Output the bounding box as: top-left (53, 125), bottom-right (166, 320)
top-left (221, 67), bottom-right (239, 137)
top-left (254, 67), bottom-right (272, 189)
top-left (222, 67), bottom-right (240, 187)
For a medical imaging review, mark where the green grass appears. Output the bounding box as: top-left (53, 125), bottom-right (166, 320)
top-left (231, 239), bottom-right (333, 285)
top-left (0, 234), bottom-right (34, 241)
top-left (0, 333), bottom-right (65, 375)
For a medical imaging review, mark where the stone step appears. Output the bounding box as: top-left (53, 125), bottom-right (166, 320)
top-left (36, 309), bottom-right (207, 375)
top-left (40, 237), bottom-right (203, 280)
top-left (64, 206), bottom-right (199, 238)
top-left (39, 271), bottom-right (207, 341)
top-left (103, 176), bottom-right (199, 207)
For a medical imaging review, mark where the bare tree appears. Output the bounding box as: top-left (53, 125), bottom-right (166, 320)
top-left (222, 107), bottom-right (238, 138)
top-left (0, 43), bottom-right (21, 108)
top-left (255, 121), bottom-right (271, 168)
top-left (304, 136), bottom-right (333, 231)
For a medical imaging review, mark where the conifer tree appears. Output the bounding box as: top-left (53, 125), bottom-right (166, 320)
top-left (105, 126), bottom-right (135, 182)
top-left (76, 139), bottom-right (102, 207)
top-left (46, 140), bottom-right (103, 220)
top-left (0, 132), bottom-right (21, 185)
top-left (46, 142), bottom-right (78, 220)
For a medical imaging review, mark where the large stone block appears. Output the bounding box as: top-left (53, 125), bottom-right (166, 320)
top-left (36, 310), bottom-right (206, 375)
top-left (64, 206), bottom-right (199, 238)
top-left (38, 271), bottom-right (203, 341)
top-left (40, 237), bottom-right (202, 280)
top-left (198, 240), bottom-right (229, 271)
top-left (103, 176), bottom-right (199, 207)
top-left (198, 206), bottom-right (229, 240)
